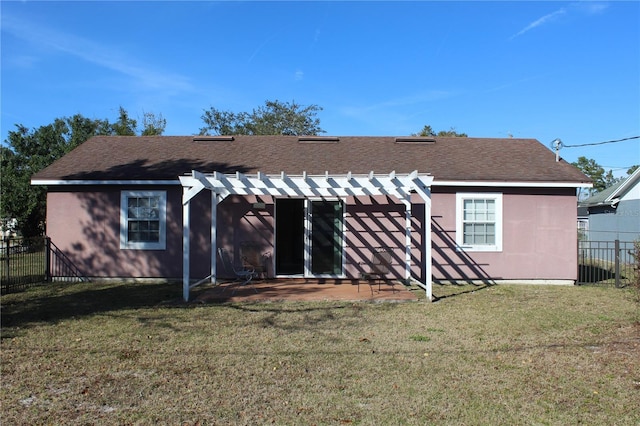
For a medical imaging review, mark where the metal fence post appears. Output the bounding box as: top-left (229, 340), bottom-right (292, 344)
top-left (45, 237), bottom-right (51, 282)
top-left (614, 239), bottom-right (621, 288)
top-left (3, 237), bottom-right (10, 284)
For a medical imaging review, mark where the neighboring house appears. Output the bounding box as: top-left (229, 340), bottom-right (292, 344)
top-left (579, 167), bottom-right (640, 243)
top-left (31, 135), bottom-right (591, 301)
top-left (577, 205), bottom-right (589, 239)
top-left (0, 218), bottom-right (18, 238)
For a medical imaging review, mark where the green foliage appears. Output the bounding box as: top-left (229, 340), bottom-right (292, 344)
top-left (603, 169), bottom-right (619, 189)
top-left (1, 107), bottom-right (166, 237)
top-left (409, 334), bottom-right (430, 342)
top-left (1, 121), bottom-right (86, 237)
top-left (413, 125), bottom-right (468, 137)
top-left (140, 111), bottom-right (167, 136)
top-left (572, 156), bottom-right (607, 195)
top-left (200, 99), bottom-right (325, 136)
top-left (107, 106), bottom-right (137, 136)
top-left (572, 158), bottom-right (639, 199)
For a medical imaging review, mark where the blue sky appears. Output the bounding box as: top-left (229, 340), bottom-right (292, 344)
top-left (2, 1), bottom-right (639, 176)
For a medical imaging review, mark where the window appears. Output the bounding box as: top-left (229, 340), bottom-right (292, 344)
top-left (456, 193), bottom-right (502, 252)
top-left (120, 191), bottom-right (166, 250)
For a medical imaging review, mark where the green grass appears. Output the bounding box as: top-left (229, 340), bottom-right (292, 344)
top-left (2, 281), bottom-right (639, 425)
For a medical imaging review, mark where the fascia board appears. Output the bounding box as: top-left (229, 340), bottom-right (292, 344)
top-left (432, 180), bottom-right (592, 188)
top-left (31, 179), bottom-right (181, 186)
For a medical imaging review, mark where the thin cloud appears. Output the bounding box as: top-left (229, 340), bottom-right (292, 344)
top-left (343, 90), bottom-right (457, 116)
top-left (339, 90), bottom-right (460, 130)
top-left (510, 2), bottom-right (610, 40)
top-left (511, 7), bottom-right (567, 39)
top-left (484, 73), bottom-right (551, 93)
top-left (2, 14), bottom-right (192, 92)
top-left (248, 33), bottom-right (278, 64)
top-left (575, 1), bottom-right (609, 15)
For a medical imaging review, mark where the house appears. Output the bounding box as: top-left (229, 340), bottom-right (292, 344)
top-left (31, 135), bottom-right (591, 301)
top-left (579, 167), bottom-right (640, 243)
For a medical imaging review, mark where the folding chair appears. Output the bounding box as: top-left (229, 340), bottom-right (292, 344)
top-left (359, 248), bottom-right (395, 294)
top-left (240, 241), bottom-right (269, 279)
top-left (218, 248), bottom-right (258, 295)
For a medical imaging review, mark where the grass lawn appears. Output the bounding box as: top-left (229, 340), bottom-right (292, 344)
top-left (1, 281), bottom-right (639, 425)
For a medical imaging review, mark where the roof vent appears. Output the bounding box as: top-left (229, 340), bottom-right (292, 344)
top-left (193, 136), bottom-right (235, 142)
top-left (395, 137), bottom-right (436, 144)
top-left (298, 136), bottom-right (340, 143)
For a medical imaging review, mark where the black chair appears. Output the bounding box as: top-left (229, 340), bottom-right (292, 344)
top-left (359, 249), bottom-right (394, 294)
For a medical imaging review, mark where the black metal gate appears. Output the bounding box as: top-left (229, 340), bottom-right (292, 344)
top-left (1, 237), bottom-right (87, 294)
top-left (577, 239), bottom-right (636, 287)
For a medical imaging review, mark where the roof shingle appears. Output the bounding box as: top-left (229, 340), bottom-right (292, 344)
top-left (32, 135), bottom-right (590, 184)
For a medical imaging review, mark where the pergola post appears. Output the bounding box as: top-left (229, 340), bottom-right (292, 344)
top-left (182, 188), bottom-right (190, 302)
top-left (211, 192), bottom-right (218, 284)
top-left (404, 200), bottom-right (412, 284)
top-left (412, 179), bottom-right (433, 301)
top-left (423, 197), bottom-right (433, 301)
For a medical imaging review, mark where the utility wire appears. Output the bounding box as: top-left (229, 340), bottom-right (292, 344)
top-left (563, 135), bottom-right (640, 148)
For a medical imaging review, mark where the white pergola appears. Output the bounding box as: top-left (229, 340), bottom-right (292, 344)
top-left (178, 170), bottom-right (434, 302)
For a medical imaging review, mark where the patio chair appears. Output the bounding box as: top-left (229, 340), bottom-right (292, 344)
top-left (359, 248), bottom-right (395, 294)
top-left (240, 241), bottom-right (270, 279)
top-left (218, 248), bottom-right (258, 295)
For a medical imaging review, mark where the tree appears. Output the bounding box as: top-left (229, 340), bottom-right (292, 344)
top-left (572, 156), bottom-right (606, 196)
top-left (200, 100), bottom-right (325, 136)
top-left (91, 107), bottom-right (165, 136)
top-left (94, 106), bottom-right (138, 136)
top-left (603, 170), bottom-right (619, 189)
top-left (1, 122), bottom-right (74, 237)
top-left (572, 158), bottom-right (640, 199)
top-left (413, 125), bottom-right (467, 137)
top-left (140, 111), bottom-right (167, 136)
top-left (1, 108), bottom-right (166, 237)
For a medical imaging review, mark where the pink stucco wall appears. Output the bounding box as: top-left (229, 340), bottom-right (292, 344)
top-left (214, 194), bottom-right (275, 279)
top-left (46, 186), bottom-right (578, 282)
top-left (344, 195), bottom-right (413, 280)
top-left (429, 187), bottom-right (578, 281)
top-left (47, 186), bottom-right (184, 278)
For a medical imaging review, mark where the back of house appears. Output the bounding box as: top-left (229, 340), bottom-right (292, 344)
top-left (32, 135), bottom-right (591, 299)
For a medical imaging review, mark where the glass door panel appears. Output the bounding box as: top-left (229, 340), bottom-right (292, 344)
top-left (310, 200), bottom-right (343, 275)
top-left (275, 199), bottom-right (305, 275)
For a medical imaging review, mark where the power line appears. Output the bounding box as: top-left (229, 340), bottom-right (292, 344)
top-left (563, 135), bottom-right (640, 148)
top-left (601, 165), bottom-right (637, 170)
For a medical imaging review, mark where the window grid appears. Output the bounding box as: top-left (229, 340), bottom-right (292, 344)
top-left (127, 196), bottom-right (161, 243)
top-left (456, 193), bottom-right (502, 252)
top-left (462, 199), bottom-right (496, 246)
top-left (120, 191), bottom-right (166, 250)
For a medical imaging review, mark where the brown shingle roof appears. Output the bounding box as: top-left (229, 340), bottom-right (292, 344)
top-left (31, 135), bottom-right (590, 184)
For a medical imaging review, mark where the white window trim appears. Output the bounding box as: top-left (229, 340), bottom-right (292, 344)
top-left (455, 192), bottom-right (503, 252)
top-left (120, 190), bottom-right (167, 250)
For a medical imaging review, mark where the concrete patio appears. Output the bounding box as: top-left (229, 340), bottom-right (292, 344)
top-left (193, 278), bottom-right (423, 303)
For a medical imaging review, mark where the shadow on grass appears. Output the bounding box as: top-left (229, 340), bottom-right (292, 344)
top-left (1, 280), bottom-right (183, 337)
top-left (577, 264), bottom-right (631, 287)
top-left (431, 282), bottom-right (494, 302)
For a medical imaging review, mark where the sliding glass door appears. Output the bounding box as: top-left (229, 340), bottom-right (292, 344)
top-left (275, 199), bottom-right (344, 276)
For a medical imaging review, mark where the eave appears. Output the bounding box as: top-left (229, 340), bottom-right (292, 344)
top-left (32, 178), bottom-right (592, 189)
